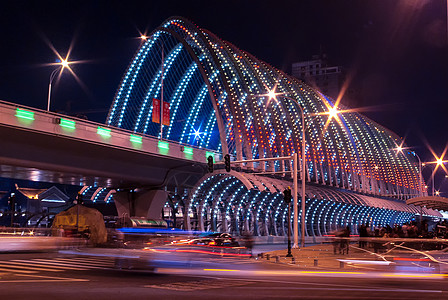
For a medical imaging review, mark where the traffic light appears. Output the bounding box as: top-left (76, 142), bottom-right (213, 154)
top-left (224, 154), bottom-right (231, 172)
top-left (207, 155), bottom-right (214, 173)
top-left (283, 188), bottom-right (292, 204)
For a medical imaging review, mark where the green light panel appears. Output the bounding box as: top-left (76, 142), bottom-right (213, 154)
top-left (97, 127), bottom-right (111, 137)
top-left (158, 140), bottom-right (169, 155)
top-left (60, 118), bottom-right (76, 130)
top-left (158, 141), bottom-right (169, 150)
top-left (15, 108), bottom-right (34, 120)
top-left (130, 134), bottom-right (143, 144)
top-left (183, 146), bottom-right (193, 155)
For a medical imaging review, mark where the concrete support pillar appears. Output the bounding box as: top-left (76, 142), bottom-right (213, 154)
top-left (221, 212), bottom-right (228, 233)
top-left (114, 189), bottom-right (168, 220)
top-left (245, 218), bottom-right (250, 234)
top-left (198, 205), bottom-right (205, 232)
top-left (183, 202), bottom-right (191, 231)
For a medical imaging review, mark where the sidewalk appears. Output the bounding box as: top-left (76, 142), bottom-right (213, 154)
top-left (260, 243), bottom-right (388, 270)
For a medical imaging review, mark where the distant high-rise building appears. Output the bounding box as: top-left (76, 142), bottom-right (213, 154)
top-left (292, 54), bottom-right (342, 100)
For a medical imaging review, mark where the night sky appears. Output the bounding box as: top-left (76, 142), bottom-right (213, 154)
top-left (1, 0), bottom-right (447, 193)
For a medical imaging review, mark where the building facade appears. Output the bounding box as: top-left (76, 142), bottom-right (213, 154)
top-left (292, 54), bottom-right (342, 100)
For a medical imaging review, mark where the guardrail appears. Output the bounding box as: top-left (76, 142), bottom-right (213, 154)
top-left (0, 100), bottom-right (221, 164)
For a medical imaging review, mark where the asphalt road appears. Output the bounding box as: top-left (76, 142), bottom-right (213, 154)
top-left (0, 250), bottom-right (447, 299)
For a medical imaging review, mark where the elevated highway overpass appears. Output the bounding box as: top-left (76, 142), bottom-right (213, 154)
top-left (0, 100), bottom-right (217, 191)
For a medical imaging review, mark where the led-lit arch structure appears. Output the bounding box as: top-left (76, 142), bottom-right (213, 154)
top-left (107, 17), bottom-right (438, 235)
top-left (174, 170), bottom-right (437, 235)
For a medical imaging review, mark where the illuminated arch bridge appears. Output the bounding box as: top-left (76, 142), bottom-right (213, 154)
top-left (102, 17), bottom-right (441, 235)
top-left (165, 171), bottom-right (439, 236)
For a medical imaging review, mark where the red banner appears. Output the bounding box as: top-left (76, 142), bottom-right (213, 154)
top-left (152, 98), bottom-right (160, 123)
top-left (162, 101), bottom-right (170, 126)
top-left (152, 98), bottom-right (170, 125)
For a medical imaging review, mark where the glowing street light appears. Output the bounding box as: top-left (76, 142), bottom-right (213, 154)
top-left (260, 85), bottom-right (343, 248)
top-left (47, 58), bottom-right (71, 111)
top-left (252, 85), bottom-right (349, 247)
top-left (424, 160), bottom-right (447, 197)
top-left (262, 87), bottom-right (305, 248)
top-left (394, 146), bottom-right (423, 197)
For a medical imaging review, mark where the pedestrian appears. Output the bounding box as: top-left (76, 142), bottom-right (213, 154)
top-left (340, 226), bottom-right (351, 255)
top-left (358, 224), bottom-right (367, 248)
top-left (332, 227), bottom-right (345, 254)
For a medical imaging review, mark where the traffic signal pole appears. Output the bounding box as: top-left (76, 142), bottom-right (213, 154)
top-left (293, 152), bottom-right (299, 249)
top-left (283, 188), bottom-right (293, 257)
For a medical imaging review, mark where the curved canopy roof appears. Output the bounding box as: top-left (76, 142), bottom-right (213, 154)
top-left (407, 196), bottom-right (448, 212)
top-left (107, 16), bottom-right (422, 198)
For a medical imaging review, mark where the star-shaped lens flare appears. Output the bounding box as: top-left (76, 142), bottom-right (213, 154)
top-left (426, 143), bottom-right (448, 177)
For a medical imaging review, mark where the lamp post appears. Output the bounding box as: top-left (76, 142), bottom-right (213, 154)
top-left (431, 164), bottom-right (436, 197)
top-left (412, 151), bottom-right (423, 198)
top-left (257, 88), bottom-right (341, 248)
top-left (265, 90), bottom-right (306, 248)
top-left (396, 148), bottom-right (423, 198)
top-left (425, 158), bottom-right (448, 196)
top-left (410, 150), bottom-right (424, 225)
top-left (396, 147), bottom-right (426, 224)
top-left (47, 59), bottom-right (69, 112)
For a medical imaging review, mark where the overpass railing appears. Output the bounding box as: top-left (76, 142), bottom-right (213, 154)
top-left (0, 100), bottom-right (221, 164)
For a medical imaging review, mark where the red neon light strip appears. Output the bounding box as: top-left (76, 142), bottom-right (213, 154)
top-left (393, 257), bottom-right (431, 262)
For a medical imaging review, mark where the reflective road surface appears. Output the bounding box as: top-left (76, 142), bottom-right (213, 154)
top-left (0, 249), bottom-right (447, 299)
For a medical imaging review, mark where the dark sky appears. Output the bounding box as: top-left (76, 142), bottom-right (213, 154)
top-left (0, 0), bottom-right (447, 193)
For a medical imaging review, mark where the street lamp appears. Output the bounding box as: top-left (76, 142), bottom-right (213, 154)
top-left (256, 87), bottom-right (341, 248)
top-left (425, 156), bottom-right (448, 196)
top-left (47, 58), bottom-right (70, 112)
top-left (412, 151), bottom-right (424, 198)
top-left (263, 88), bottom-right (306, 248)
top-left (395, 147), bottom-right (423, 198)
top-left (396, 147), bottom-right (425, 225)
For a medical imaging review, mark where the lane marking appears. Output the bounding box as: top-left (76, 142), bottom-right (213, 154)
top-left (61, 257), bottom-right (116, 264)
top-left (46, 258), bottom-right (114, 266)
top-left (0, 273), bottom-right (89, 283)
top-left (11, 260), bottom-right (88, 270)
top-left (237, 286), bottom-right (443, 293)
top-left (59, 250), bottom-right (139, 259)
top-left (0, 262), bottom-right (62, 272)
top-left (31, 259), bottom-right (109, 269)
top-left (0, 267), bottom-right (36, 274)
